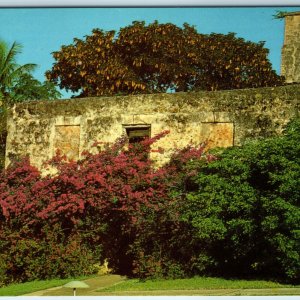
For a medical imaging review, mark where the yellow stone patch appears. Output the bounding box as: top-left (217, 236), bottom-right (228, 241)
top-left (54, 125), bottom-right (80, 161)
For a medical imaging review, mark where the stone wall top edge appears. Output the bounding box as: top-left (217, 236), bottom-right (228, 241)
top-left (284, 11), bottom-right (300, 17)
top-left (12, 84), bottom-right (300, 115)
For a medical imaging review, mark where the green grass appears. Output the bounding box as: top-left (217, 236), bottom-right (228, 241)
top-left (0, 276), bottom-right (91, 296)
top-left (1, 275), bottom-right (299, 296)
top-left (100, 276), bottom-right (299, 292)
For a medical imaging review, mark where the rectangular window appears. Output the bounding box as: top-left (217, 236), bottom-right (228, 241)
top-left (124, 125), bottom-right (151, 144)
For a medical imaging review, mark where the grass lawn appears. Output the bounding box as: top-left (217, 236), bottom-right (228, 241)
top-left (1, 275), bottom-right (300, 296)
top-left (0, 275), bottom-right (91, 296)
top-left (99, 276), bottom-right (300, 293)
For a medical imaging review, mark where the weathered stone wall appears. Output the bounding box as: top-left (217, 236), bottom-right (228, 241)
top-left (5, 84), bottom-right (300, 170)
top-left (281, 12), bottom-right (300, 83)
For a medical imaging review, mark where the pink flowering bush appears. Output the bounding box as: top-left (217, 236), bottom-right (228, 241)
top-left (0, 132), bottom-right (211, 284)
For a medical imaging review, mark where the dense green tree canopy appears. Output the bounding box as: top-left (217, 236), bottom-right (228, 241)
top-left (0, 41), bottom-right (61, 105)
top-left (0, 41), bottom-right (36, 104)
top-left (11, 73), bottom-right (61, 103)
top-left (46, 21), bottom-right (284, 97)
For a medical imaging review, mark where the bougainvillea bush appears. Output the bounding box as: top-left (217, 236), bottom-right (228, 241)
top-left (0, 119), bottom-right (299, 285)
top-left (0, 131), bottom-right (211, 285)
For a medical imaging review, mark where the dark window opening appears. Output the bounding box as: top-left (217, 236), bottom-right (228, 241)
top-left (125, 126), bottom-right (151, 144)
top-left (124, 125), bottom-right (151, 160)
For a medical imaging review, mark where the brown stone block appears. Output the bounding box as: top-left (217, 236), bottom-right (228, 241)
top-left (200, 123), bottom-right (234, 149)
top-left (54, 125), bottom-right (80, 161)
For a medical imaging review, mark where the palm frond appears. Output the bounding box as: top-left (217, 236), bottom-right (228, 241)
top-left (0, 40), bottom-right (8, 69)
top-left (0, 42), bottom-right (20, 87)
top-left (0, 40), bottom-right (36, 94)
top-left (2, 63), bottom-right (36, 93)
top-left (3, 41), bottom-right (22, 68)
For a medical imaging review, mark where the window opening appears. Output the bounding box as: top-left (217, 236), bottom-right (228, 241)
top-left (124, 125), bottom-right (151, 144)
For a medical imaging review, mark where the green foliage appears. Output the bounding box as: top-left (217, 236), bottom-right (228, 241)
top-left (0, 40), bottom-right (61, 170)
top-left (179, 118), bottom-right (300, 282)
top-left (0, 40), bottom-right (61, 105)
top-left (10, 73), bottom-right (62, 102)
top-left (0, 225), bottom-right (98, 284)
top-left (0, 41), bottom-right (36, 104)
top-left (273, 10), bottom-right (289, 19)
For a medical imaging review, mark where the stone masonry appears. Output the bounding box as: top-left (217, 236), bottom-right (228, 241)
top-left (281, 11), bottom-right (300, 83)
top-left (5, 84), bottom-right (300, 171)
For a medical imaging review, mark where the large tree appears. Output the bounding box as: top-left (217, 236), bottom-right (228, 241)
top-left (46, 21), bottom-right (284, 97)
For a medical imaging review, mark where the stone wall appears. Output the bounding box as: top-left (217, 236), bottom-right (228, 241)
top-left (5, 84), bottom-right (300, 170)
top-left (281, 11), bottom-right (300, 83)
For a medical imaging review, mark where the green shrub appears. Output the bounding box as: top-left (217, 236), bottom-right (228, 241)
top-left (0, 225), bottom-right (98, 285)
top-left (179, 118), bottom-right (300, 282)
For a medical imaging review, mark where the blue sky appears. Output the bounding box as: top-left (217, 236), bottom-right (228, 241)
top-left (0, 7), bottom-right (299, 98)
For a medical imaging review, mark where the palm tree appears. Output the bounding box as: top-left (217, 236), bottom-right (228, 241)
top-left (0, 40), bottom-right (62, 169)
top-left (0, 41), bottom-right (37, 168)
top-left (0, 40), bottom-right (36, 105)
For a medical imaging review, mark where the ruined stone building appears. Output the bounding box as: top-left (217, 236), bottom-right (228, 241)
top-left (281, 11), bottom-right (300, 83)
top-left (5, 12), bottom-right (300, 170)
top-left (6, 85), bottom-right (300, 170)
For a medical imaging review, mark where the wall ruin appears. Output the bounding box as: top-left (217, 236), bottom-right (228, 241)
top-left (281, 11), bottom-right (300, 83)
top-left (5, 84), bottom-right (300, 170)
